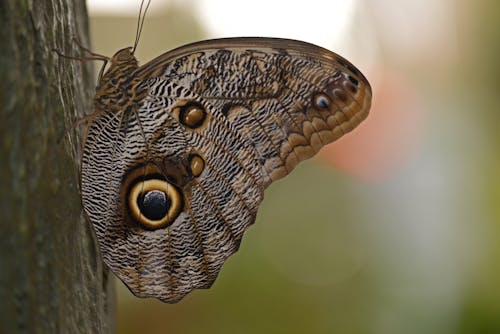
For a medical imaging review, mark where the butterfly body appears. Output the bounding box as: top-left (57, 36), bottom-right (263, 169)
top-left (81, 37), bottom-right (371, 303)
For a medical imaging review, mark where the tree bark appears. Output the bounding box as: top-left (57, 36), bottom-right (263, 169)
top-left (0, 0), bottom-right (114, 333)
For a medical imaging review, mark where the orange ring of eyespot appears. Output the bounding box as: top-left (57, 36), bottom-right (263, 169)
top-left (128, 179), bottom-right (182, 229)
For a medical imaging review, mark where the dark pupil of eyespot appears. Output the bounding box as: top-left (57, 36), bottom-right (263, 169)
top-left (138, 190), bottom-right (170, 221)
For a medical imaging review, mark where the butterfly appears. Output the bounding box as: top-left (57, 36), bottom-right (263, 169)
top-left (78, 1), bottom-right (372, 303)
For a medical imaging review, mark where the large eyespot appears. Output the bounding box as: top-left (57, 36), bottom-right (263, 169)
top-left (128, 179), bottom-right (182, 229)
top-left (178, 101), bottom-right (207, 128)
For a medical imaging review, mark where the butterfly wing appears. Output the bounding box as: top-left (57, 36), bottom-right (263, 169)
top-left (81, 38), bottom-right (371, 303)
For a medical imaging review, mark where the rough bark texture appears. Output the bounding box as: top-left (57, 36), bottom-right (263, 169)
top-left (0, 0), bottom-right (114, 333)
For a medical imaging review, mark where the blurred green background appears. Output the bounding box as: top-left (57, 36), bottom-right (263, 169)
top-left (88, 0), bottom-right (500, 333)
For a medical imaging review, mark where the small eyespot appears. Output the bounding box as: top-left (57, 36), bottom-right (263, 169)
top-left (312, 93), bottom-right (331, 110)
top-left (128, 179), bottom-right (182, 229)
top-left (178, 101), bottom-right (207, 128)
top-left (189, 154), bottom-right (205, 177)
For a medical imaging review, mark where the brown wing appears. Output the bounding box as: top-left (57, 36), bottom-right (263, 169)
top-left (81, 37), bottom-right (371, 303)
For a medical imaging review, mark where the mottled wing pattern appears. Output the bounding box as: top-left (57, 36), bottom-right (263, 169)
top-left (81, 38), bottom-right (371, 303)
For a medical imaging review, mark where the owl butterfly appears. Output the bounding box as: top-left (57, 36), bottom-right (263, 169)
top-left (79, 1), bottom-right (371, 303)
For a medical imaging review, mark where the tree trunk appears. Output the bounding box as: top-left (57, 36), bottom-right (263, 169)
top-left (0, 0), bottom-right (114, 333)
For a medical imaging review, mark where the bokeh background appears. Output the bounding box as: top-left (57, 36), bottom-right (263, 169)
top-left (87, 0), bottom-right (500, 333)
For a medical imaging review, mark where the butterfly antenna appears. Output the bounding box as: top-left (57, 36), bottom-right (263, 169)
top-left (132, 0), bottom-right (152, 54)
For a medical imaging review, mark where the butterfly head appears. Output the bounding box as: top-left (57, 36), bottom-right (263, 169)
top-left (110, 47), bottom-right (138, 67)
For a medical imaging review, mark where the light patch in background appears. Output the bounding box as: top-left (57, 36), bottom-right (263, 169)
top-left (87, 0), bottom-right (170, 16)
top-left (195, 0), bottom-right (355, 50)
top-left (365, 0), bottom-right (459, 68)
top-left (88, 0), bottom-right (356, 51)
